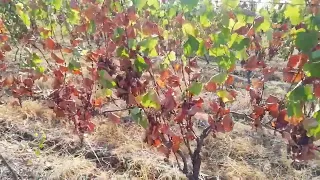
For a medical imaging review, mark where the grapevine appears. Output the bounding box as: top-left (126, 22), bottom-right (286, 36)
top-left (0, 0), bottom-right (320, 179)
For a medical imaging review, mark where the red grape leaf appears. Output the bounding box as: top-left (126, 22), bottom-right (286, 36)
top-left (44, 38), bottom-right (56, 50)
top-left (225, 75), bottom-right (234, 86)
top-left (287, 54), bottom-right (308, 69)
top-left (283, 68), bottom-right (304, 83)
top-left (205, 82), bottom-right (217, 92)
top-left (253, 105), bottom-right (265, 116)
top-left (172, 135), bottom-right (182, 152)
top-left (51, 52), bottom-right (65, 64)
top-left (222, 114), bottom-right (234, 132)
top-left (243, 56), bottom-right (259, 70)
top-left (314, 83), bottom-right (320, 98)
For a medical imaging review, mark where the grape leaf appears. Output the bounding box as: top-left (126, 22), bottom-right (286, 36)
top-left (209, 72), bottom-right (228, 85)
top-left (130, 107), bottom-right (149, 129)
top-left (295, 31), bottom-right (318, 53)
top-left (181, 0), bottom-right (199, 10)
top-left (304, 62), bottom-right (320, 77)
top-left (134, 55), bottom-right (148, 73)
top-left (311, 50), bottom-right (320, 62)
top-left (140, 90), bottom-right (161, 110)
top-left (183, 35), bottom-right (200, 56)
top-left (188, 82), bottom-right (203, 95)
top-left (182, 23), bottom-right (196, 37)
top-left (139, 37), bottom-right (158, 51)
top-left (68, 60), bottom-right (81, 71)
top-left (52, 0), bottom-right (63, 10)
top-left (200, 14), bottom-right (211, 28)
top-left (284, 5), bottom-right (302, 25)
top-left (287, 84), bottom-right (314, 102)
top-left (132, 0), bottom-right (147, 10)
top-left (217, 90), bottom-right (235, 103)
top-left (147, 0), bottom-right (160, 9)
top-left (286, 100), bottom-right (303, 118)
top-left (222, 0), bottom-right (239, 9)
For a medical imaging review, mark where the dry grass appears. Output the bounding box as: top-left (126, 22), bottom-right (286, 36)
top-left (0, 100), bottom-right (319, 180)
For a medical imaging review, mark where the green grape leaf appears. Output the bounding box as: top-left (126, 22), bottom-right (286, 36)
top-left (284, 5), bottom-right (302, 25)
top-left (303, 62), bottom-right (320, 77)
top-left (209, 72), bottom-right (228, 85)
top-left (68, 60), bottom-right (81, 71)
top-left (67, 9), bottom-right (80, 25)
top-left (16, 3), bottom-right (31, 28)
top-left (209, 46), bottom-right (228, 57)
top-left (287, 84), bottom-right (314, 102)
top-left (200, 14), bottom-right (211, 28)
top-left (140, 90), bottom-right (161, 110)
top-left (163, 51), bottom-right (176, 66)
top-left (182, 23), bottom-right (196, 37)
top-left (217, 90), bottom-right (235, 103)
top-left (52, 0), bottom-right (63, 10)
top-left (295, 31), bottom-right (318, 53)
top-left (130, 107), bottom-right (149, 129)
top-left (222, 0), bottom-right (239, 9)
top-left (305, 111), bottom-right (320, 139)
top-left (168, 7), bottom-right (177, 18)
top-left (31, 53), bottom-right (42, 65)
top-left (311, 50), bottom-right (320, 62)
top-left (197, 39), bottom-right (206, 56)
top-left (255, 19), bottom-right (271, 32)
top-left (188, 82), bottom-right (203, 95)
top-left (181, 0), bottom-right (199, 10)
top-left (98, 70), bottom-right (116, 89)
top-left (134, 55), bottom-right (148, 73)
top-left (139, 37), bottom-right (158, 51)
top-left (287, 100), bottom-right (303, 117)
top-left (88, 20), bottom-right (96, 34)
top-left (116, 46), bottom-right (129, 58)
top-left (183, 35), bottom-right (200, 56)
top-left (147, 0), bottom-right (160, 9)
top-left (132, 0), bottom-right (147, 10)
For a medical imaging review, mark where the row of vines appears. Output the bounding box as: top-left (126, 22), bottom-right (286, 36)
top-left (1, 0), bottom-right (320, 179)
